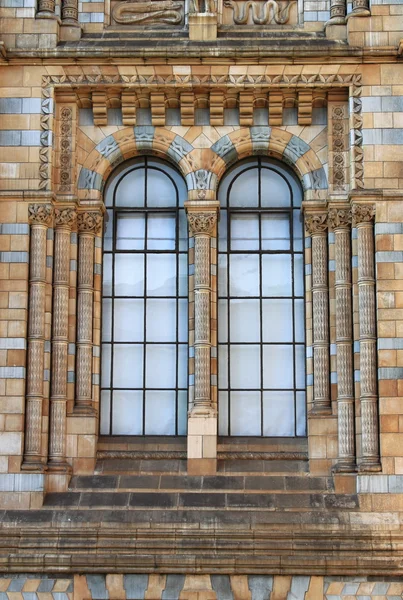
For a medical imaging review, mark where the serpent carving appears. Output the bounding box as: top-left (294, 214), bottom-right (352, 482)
top-left (112, 0), bottom-right (183, 24)
top-left (224, 0), bottom-right (290, 24)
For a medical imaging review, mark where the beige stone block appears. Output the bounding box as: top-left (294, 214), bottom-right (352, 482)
top-left (188, 416), bottom-right (217, 435)
top-left (202, 435), bottom-right (216, 458)
top-left (187, 434), bottom-right (202, 459)
top-left (187, 458), bottom-right (216, 475)
top-left (77, 434), bottom-right (96, 458)
top-left (381, 433), bottom-right (403, 456)
top-left (66, 416), bottom-right (97, 435)
top-left (271, 576), bottom-right (292, 600)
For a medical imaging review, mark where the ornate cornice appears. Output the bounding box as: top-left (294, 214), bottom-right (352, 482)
top-left (77, 211), bottom-right (103, 234)
top-left (187, 211), bottom-right (217, 235)
top-left (28, 203), bottom-right (53, 226)
top-left (304, 212), bottom-right (328, 235)
top-left (351, 203), bottom-right (375, 226)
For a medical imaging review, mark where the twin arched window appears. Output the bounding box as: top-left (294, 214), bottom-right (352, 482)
top-left (100, 156), bottom-right (306, 437)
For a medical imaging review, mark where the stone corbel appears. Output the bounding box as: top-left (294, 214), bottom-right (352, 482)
top-left (22, 204), bottom-right (54, 472)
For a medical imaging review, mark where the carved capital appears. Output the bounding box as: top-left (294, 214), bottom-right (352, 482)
top-left (188, 211), bottom-right (217, 235)
top-left (351, 204), bottom-right (375, 226)
top-left (28, 203), bottom-right (53, 226)
top-left (77, 211), bottom-right (102, 234)
top-left (328, 208), bottom-right (351, 230)
top-left (304, 212), bottom-right (328, 235)
top-left (55, 208), bottom-right (77, 229)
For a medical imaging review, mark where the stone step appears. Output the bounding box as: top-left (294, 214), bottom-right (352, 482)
top-left (95, 458), bottom-right (309, 475)
top-left (69, 474), bottom-right (333, 493)
top-left (44, 491), bottom-right (357, 511)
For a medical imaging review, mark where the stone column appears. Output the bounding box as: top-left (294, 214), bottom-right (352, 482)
top-left (352, 204), bottom-right (381, 472)
top-left (329, 208), bottom-right (356, 472)
top-left (349, 0), bottom-right (370, 17)
top-left (75, 211), bottom-right (102, 415)
top-left (60, 0), bottom-right (82, 41)
top-left (305, 213), bottom-right (332, 416)
top-left (187, 207), bottom-right (218, 475)
top-left (22, 204), bottom-right (53, 471)
top-left (36, 0), bottom-right (56, 19)
top-left (48, 208), bottom-right (76, 471)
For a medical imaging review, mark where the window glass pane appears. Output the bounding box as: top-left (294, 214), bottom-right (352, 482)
top-left (293, 210), bottom-right (303, 251)
top-left (114, 255), bottom-right (144, 296)
top-left (230, 299), bottom-right (260, 343)
top-left (231, 213), bottom-right (259, 251)
top-left (114, 299), bottom-right (144, 342)
top-left (101, 344), bottom-right (111, 387)
top-left (294, 254), bottom-right (304, 296)
top-left (178, 344), bottom-right (187, 388)
top-left (179, 210), bottom-right (188, 251)
top-left (230, 254), bottom-right (260, 297)
top-left (113, 344), bottom-right (143, 388)
top-left (179, 254), bottom-right (188, 297)
top-left (112, 391), bottom-right (143, 434)
top-left (263, 345), bottom-right (293, 389)
top-left (218, 210), bottom-right (227, 252)
top-left (294, 300), bottom-right (304, 343)
top-left (262, 299), bottom-right (293, 343)
top-left (218, 391), bottom-right (229, 436)
top-left (116, 169), bottom-right (145, 207)
top-left (218, 300), bottom-right (228, 343)
top-left (261, 214), bottom-right (290, 251)
top-left (147, 168), bottom-right (177, 207)
top-left (295, 344), bottom-right (305, 389)
top-left (100, 391), bottom-right (110, 435)
top-left (263, 391), bottom-right (294, 436)
top-left (296, 391), bottom-right (307, 436)
top-left (178, 390), bottom-right (188, 435)
top-left (231, 391), bottom-right (261, 435)
top-left (260, 168), bottom-right (291, 207)
top-left (178, 299), bottom-right (188, 343)
top-left (102, 298), bottom-right (112, 342)
top-left (218, 344), bottom-right (228, 389)
top-left (262, 255), bottom-right (292, 297)
top-left (145, 391), bottom-right (175, 434)
top-left (146, 298), bottom-right (176, 342)
top-left (229, 168), bottom-right (258, 207)
top-left (104, 210), bottom-right (113, 251)
top-left (103, 253), bottom-right (112, 296)
top-left (146, 254), bottom-right (176, 296)
top-left (230, 345), bottom-right (260, 389)
top-left (147, 213), bottom-right (176, 250)
top-left (116, 213), bottom-right (145, 250)
top-left (218, 254), bottom-right (228, 298)
top-left (146, 344), bottom-right (176, 388)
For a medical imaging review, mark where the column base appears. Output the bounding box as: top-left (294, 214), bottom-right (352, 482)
top-left (21, 460), bottom-right (47, 473)
top-left (358, 460), bottom-right (382, 473)
top-left (47, 460), bottom-right (72, 474)
top-left (188, 13), bottom-right (217, 41)
top-left (325, 23), bottom-right (347, 39)
top-left (333, 460), bottom-right (357, 473)
top-left (46, 471), bottom-right (71, 492)
top-left (309, 405), bottom-right (333, 417)
top-left (346, 8), bottom-right (370, 17)
top-left (36, 10), bottom-right (59, 19)
top-left (60, 22), bottom-right (82, 41)
top-left (187, 413), bottom-right (217, 474)
top-left (72, 404), bottom-right (96, 416)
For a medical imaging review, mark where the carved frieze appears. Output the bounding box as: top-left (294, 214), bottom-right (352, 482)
top-left (111, 0), bottom-right (184, 25)
top-left (223, 0), bottom-right (293, 24)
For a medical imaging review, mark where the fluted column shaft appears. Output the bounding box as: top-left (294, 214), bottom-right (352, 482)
top-left (48, 208), bottom-right (76, 470)
top-left (23, 204), bottom-right (53, 471)
top-left (352, 204), bottom-right (381, 472)
top-left (188, 210), bottom-right (218, 414)
top-left (305, 213), bottom-right (332, 415)
top-left (75, 212), bottom-right (102, 414)
top-left (329, 209), bottom-right (356, 472)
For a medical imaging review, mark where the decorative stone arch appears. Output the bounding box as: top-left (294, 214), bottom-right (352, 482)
top-left (77, 126), bottom-right (199, 202)
top-left (210, 127), bottom-right (328, 195)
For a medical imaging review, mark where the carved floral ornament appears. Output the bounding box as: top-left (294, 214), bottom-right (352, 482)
top-left (187, 212), bottom-right (218, 235)
top-left (28, 203), bottom-right (53, 226)
top-left (55, 208), bottom-right (77, 229)
top-left (304, 212), bottom-right (328, 235)
top-left (327, 208), bottom-right (351, 230)
top-left (351, 203), bottom-right (375, 226)
top-left (77, 211), bottom-right (103, 234)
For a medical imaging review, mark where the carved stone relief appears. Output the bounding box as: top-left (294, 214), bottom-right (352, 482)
top-left (111, 0), bottom-right (184, 25)
top-left (222, 0), bottom-right (296, 25)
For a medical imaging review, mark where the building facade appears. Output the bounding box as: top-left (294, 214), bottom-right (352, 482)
top-left (0, 0), bottom-right (403, 596)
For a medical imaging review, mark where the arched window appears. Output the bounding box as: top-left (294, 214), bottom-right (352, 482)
top-left (100, 157), bottom-right (188, 436)
top-left (217, 157), bottom-right (306, 437)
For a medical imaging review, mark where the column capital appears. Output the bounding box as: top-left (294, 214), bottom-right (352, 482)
top-left (187, 211), bottom-right (217, 235)
top-left (304, 212), bottom-right (328, 235)
top-left (55, 207), bottom-right (77, 229)
top-left (351, 203), bottom-right (375, 226)
top-left (77, 211), bottom-right (102, 234)
top-left (28, 203), bottom-right (53, 226)
top-left (328, 207), bottom-right (351, 230)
